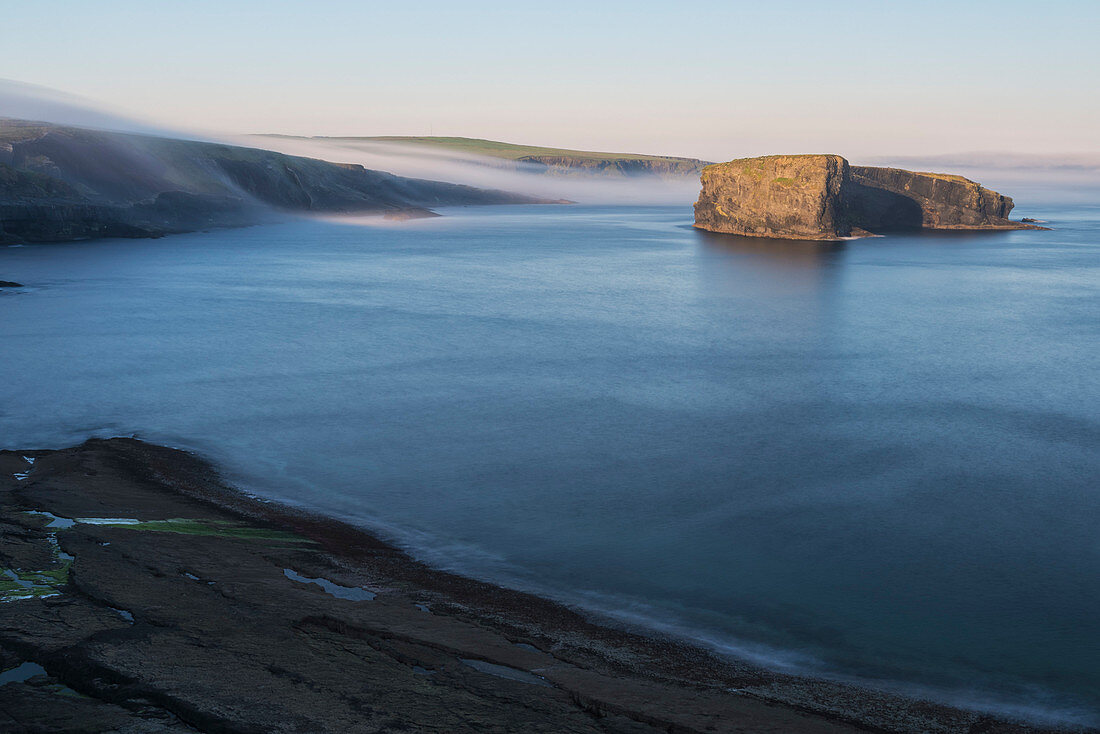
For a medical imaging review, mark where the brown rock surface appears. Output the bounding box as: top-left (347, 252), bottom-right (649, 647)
top-left (848, 165), bottom-right (1020, 230)
top-left (694, 155), bottom-right (1044, 240)
top-left (693, 155), bottom-right (851, 239)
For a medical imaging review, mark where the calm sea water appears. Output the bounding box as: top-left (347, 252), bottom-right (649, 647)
top-left (2, 205), bottom-right (1098, 725)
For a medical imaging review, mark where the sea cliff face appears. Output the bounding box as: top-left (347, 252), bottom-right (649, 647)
top-left (847, 165), bottom-right (1017, 230)
top-left (693, 155), bottom-right (850, 239)
top-left (693, 154), bottom-right (1040, 240)
top-left (0, 119), bottom-right (543, 244)
top-left (516, 155), bottom-right (707, 178)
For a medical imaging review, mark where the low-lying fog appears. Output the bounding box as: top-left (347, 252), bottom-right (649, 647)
top-left (4, 79), bottom-right (1098, 209)
top-left (235, 135), bottom-right (702, 206)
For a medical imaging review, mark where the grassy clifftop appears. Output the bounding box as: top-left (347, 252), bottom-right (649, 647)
top-left (262, 135), bottom-right (710, 177)
top-left (359, 136), bottom-right (704, 164)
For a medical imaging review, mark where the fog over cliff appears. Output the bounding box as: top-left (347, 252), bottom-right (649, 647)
top-left (237, 136), bottom-right (702, 205)
top-left (1, 80), bottom-right (700, 206)
top-left (0, 79), bottom-right (205, 141)
top-left (4, 79), bottom-right (1097, 209)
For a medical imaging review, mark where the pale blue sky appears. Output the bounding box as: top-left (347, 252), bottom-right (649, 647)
top-left (2, 0), bottom-right (1097, 159)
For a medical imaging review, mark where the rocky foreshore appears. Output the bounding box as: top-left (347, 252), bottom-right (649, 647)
top-left (0, 439), bottom-right (1073, 733)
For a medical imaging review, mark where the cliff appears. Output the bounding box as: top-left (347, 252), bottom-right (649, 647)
top-left (269, 136), bottom-right (711, 178)
top-left (847, 166), bottom-right (1017, 230)
top-left (693, 154), bottom-right (1042, 240)
top-left (692, 155), bottom-right (850, 239)
top-left (514, 154), bottom-right (706, 177)
top-left (0, 119), bottom-right (544, 244)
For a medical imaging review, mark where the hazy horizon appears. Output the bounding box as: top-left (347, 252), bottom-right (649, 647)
top-left (2, 1), bottom-right (1098, 161)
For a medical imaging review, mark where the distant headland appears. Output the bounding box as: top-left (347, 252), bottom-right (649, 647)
top-left (0, 120), bottom-right (547, 245)
top-left (693, 154), bottom-right (1045, 240)
top-left (255, 135), bottom-right (711, 178)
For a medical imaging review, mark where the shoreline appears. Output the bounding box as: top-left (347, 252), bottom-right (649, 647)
top-left (0, 438), bottom-right (1083, 733)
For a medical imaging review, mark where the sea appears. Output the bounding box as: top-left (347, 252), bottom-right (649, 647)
top-left (2, 204), bottom-right (1097, 727)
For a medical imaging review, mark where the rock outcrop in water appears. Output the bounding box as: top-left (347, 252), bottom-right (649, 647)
top-left (693, 154), bottom-right (1042, 240)
top-left (0, 119), bottom-right (545, 244)
top-left (693, 155), bottom-right (851, 239)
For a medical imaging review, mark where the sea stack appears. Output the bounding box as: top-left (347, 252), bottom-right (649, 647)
top-left (693, 154), bottom-right (1041, 240)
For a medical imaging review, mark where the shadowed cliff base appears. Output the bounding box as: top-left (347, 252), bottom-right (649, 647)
top-left (693, 154), bottom-right (1048, 240)
top-left (0, 439), bottom-right (1080, 733)
top-left (0, 119), bottom-right (550, 245)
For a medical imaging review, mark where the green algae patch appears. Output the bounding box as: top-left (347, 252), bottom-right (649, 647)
top-left (96, 518), bottom-right (315, 544)
top-left (16, 561), bottom-right (72, 586)
top-left (2, 512), bottom-right (74, 603)
top-left (1, 568), bottom-right (66, 603)
top-left (0, 576), bottom-right (23, 594)
top-left (774, 177), bottom-right (796, 186)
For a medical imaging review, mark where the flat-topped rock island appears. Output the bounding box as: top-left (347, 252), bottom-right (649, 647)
top-left (693, 154), bottom-right (1044, 240)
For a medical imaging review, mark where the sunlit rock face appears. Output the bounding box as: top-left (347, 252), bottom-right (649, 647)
top-left (694, 154), bottom-right (1036, 240)
top-left (693, 154), bottom-right (851, 240)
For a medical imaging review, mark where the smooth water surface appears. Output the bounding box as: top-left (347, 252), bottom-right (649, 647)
top-left (2, 205), bottom-right (1098, 725)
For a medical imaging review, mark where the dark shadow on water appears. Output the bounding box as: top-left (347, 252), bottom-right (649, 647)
top-left (691, 228), bottom-right (849, 316)
top-left (693, 228), bottom-right (847, 270)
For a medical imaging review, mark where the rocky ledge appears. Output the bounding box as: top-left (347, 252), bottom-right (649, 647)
top-left (693, 154), bottom-right (1045, 240)
top-left (0, 439), bottom-right (1067, 733)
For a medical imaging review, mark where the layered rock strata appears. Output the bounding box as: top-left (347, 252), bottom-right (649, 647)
top-left (693, 154), bottom-right (1041, 240)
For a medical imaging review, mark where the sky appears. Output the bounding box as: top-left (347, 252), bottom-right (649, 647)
top-left (1, 0), bottom-right (1098, 160)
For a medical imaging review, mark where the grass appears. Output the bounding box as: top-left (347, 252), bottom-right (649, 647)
top-left (1, 566), bottom-right (68, 603)
top-left (95, 518), bottom-right (314, 543)
top-left (912, 171), bottom-right (971, 183)
top-left (1, 510), bottom-right (73, 602)
top-left (290, 135), bottom-right (707, 166)
top-left (0, 514), bottom-right (312, 604)
top-left (0, 119), bottom-right (51, 145)
top-left (15, 562), bottom-right (72, 586)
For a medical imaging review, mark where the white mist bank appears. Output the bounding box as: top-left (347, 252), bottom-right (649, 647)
top-left (1, 79), bottom-right (701, 207)
top-left (0, 78), bottom-right (233, 145)
top-left (7, 79), bottom-right (1097, 210)
top-left (237, 135), bottom-right (702, 206)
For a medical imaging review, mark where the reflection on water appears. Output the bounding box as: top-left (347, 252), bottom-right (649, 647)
top-left (692, 229), bottom-right (849, 347)
top-left (694, 228), bottom-right (848, 266)
top-left (1, 205), bottom-right (1098, 726)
